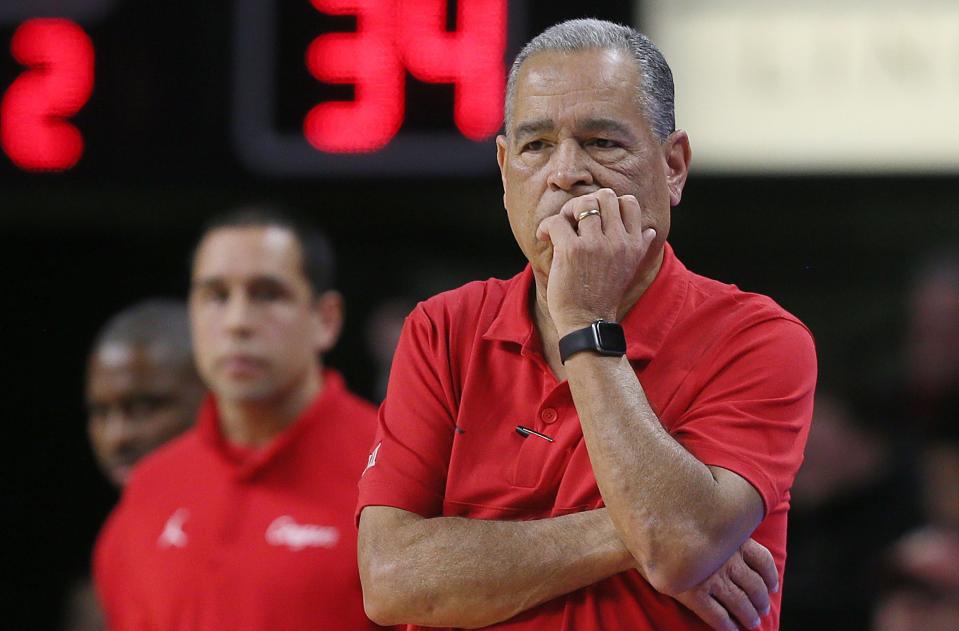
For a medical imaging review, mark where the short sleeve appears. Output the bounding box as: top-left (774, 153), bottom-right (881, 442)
top-left (671, 317), bottom-right (816, 514)
top-left (356, 304), bottom-right (459, 523)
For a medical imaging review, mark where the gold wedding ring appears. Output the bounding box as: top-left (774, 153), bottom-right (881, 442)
top-left (576, 208), bottom-right (601, 222)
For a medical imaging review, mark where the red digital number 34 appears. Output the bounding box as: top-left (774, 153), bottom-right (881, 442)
top-left (305, 0), bottom-right (506, 153)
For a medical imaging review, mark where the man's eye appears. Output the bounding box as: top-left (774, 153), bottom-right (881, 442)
top-left (588, 138), bottom-right (619, 149)
top-left (521, 140), bottom-right (546, 152)
top-left (87, 404), bottom-right (108, 420)
top-left (250, 285), bottom-right (284, 302)
top-left (125, 395), bottom-right (174, 420)
top-left (198, 286), bottom-right (227, 303)
top-left (126, 399), bottom-right (161, 419)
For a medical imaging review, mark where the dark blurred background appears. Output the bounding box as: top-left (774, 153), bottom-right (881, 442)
top-left (3, 1), bottom-right (959, 629)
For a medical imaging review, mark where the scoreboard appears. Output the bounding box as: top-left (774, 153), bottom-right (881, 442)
top-left (5, 2), bottom-right (955, 179)
top-left (232, 0), bottom-right (519, 176)
top-left (0, 1), bottom-right (633, 179)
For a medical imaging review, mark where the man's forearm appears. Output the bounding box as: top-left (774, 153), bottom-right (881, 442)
top-left (358, 505), bottom-right (634, 628)
top-left (564, 353), bottom-right (763, 595)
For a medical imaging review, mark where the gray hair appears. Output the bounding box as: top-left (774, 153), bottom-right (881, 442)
top-left (504, 18), bottom-right (676, 142)
top-left (91, 298), bottom-right (193, 365)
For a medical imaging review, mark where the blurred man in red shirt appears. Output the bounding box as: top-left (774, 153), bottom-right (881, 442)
top-left (95, 208), bottom-right (384, 630)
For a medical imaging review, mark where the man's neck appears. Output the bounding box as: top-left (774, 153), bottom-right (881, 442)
top-left (533, 247), bottom-right (665, 379)
top-left (217, 369), bottom-right (323, 448)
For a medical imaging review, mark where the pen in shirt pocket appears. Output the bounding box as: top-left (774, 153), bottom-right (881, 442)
top-left (515, 425), bottom-right (554, 442)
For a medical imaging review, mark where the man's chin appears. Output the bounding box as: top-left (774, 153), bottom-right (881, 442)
top-left (109, 464), bottom-right (132, 488)
top-left (212, 380), bottom-right (276, 405)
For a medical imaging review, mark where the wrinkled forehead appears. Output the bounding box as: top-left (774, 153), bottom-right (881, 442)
top-left (508, 48), bottom-right (645, 133)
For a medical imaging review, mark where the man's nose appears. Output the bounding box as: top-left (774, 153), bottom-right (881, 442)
top-left (101, 411), bottom-right (137, 452)
top-left (224, 292), bottom-right (254, 335)
top-left (546, 139), bottom-right (594, 191)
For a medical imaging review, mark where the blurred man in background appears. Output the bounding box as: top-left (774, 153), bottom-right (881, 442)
top-left (872, 527), bottom-right (959, 631)
top-left (94, 208), bottom-right (384, 630)
top-left (63, 299), bottom-right (203, 631)
top-left (783, 389), bottom-right (920, 630)
top-left (86, 299), bottom-right (204, 488)
top-left (902, 253), bottom-right (959, 531)
top-left (870, 250), bottom-right (959, 631)
top-left (903, 252), bottom-right (959, 424)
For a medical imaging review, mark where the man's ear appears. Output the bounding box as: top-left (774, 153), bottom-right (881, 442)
top-left (496, 134), bottom-right (510, 200)
top-left (496, 134), bottom-right (509, 208)
top-left (312, 290), bottom-right (344, 356)
top-left (663, 130), bottom-right (692, 207)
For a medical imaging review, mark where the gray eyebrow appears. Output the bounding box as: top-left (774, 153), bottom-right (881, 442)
top-left (579, 118), bottom-right (638, 141)
top-left (511, 117), bottom-right (638, 143)
top-left (512, 119), bottom-right (553, 141)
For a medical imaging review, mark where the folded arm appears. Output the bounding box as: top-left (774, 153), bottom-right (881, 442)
top-left (565, 352), bottom-right (766, 595)
top-left (358, 505), bottom-right (633, 628)
top-left (359, 504), bottom-right (777, 631)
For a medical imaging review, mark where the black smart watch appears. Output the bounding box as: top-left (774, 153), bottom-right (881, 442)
top-left (558, 319), bottom-right (627, 364)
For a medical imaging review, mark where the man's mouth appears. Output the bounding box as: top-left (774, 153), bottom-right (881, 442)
top-left (218, 354), bottom-right (266, 377)
top-left (106, 455), bottom-right (140, 486)
top-left (111, 464), bottom-right (132, 486)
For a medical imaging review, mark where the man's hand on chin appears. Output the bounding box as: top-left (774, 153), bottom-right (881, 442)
top-left (535, 188), bottom-right (656, 334)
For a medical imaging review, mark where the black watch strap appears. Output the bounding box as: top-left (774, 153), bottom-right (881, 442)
top-left (558, 320), bottom-right (627, 364)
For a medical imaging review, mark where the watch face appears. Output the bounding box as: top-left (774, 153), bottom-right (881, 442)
top-left (596, 322), bottom-right (627, 352)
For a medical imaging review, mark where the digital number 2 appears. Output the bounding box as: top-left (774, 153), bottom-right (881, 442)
top-left (2, 19), bottom-right (94, 172)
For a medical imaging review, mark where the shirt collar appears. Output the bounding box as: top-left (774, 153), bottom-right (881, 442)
top-left (482, 242), bottom-right (688, 362)
top-left (197, 369), bottom-right (347, 479)
top-left (619, 242), bottom-right (688, 361)
top-left (482, 264), bottom-right (536, 350)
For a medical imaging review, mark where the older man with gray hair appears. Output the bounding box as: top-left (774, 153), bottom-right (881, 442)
top-left (358, 19), bottom-right (815, 631)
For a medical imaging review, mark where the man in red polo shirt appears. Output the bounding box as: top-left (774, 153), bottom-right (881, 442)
top-left (94, 208), bottom-right (384, 630)
top-left (357, 19), bottom-right (815, 631)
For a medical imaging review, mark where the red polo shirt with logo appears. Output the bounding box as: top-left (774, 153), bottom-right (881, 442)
top-left (357, 243), bottom-right (816, 630)
top-left (95, 370), bottom-right (385, 631)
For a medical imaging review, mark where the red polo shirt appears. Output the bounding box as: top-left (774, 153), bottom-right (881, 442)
top-left (95, 371), bottom-right (385, 631)
top-left (357, 243), bottom-right (816, 630)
